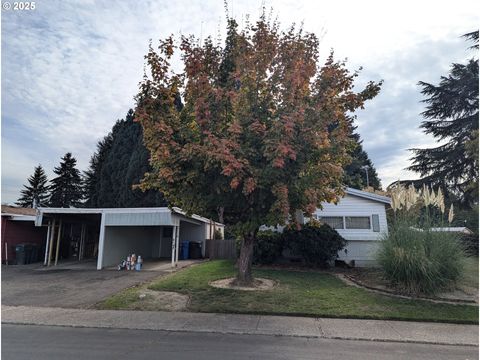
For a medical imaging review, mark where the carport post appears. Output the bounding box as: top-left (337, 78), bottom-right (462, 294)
top-left (171, 226), bottom-right (176, 268)
top-left (175, 225), bottom-right (180, 266)
top-left (43, 220), bottom-right (51, 266)
top-left (54, 220), bottom-right (63, 266)
top-left (47, 219), bottom-right (56, 266)
top-left (97, 213), bottom-right (106, 270)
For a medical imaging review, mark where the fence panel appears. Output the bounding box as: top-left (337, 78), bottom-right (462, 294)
top-left (206, 239), bottom-right (236, 259)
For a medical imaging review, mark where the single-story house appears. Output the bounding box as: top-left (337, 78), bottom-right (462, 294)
top-left (1, 205), bottom-right (47, 264)
top-left (309, 187), bottom-right (390, 267)
top-left (429, 227), bottom-right (474, 235)
top-left (34, 207), bottom-right (224, 269)
top-left (261, 187), bottom-right (391, 267)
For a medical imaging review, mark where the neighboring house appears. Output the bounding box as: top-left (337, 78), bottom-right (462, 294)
top-left (429, 227), bottom-right (473, 235)
top-left (1, 205), bottom-right (47, 264)
top-left (310, 187), bottom-right (390, 267)
top-left (34, 207), bottom-right (224, 269)
top-left (411, 227), bottom-right (474, 235)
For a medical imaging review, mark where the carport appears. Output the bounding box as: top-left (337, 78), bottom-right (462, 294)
top-left (35, 207), bottom-right (224, 270)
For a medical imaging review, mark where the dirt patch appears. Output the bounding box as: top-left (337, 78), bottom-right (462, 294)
top-left (129, 290), bottom-right (189, 311)
top-left (210, 277), bottom-right (276, 291)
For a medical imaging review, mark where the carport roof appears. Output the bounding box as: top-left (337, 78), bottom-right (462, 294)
top-left (36, 207), bottom-right (223, 227)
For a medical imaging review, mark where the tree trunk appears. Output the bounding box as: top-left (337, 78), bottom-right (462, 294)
top-left (236, 232), bottom-right (255, 286)
top-left (217, 206), bottom-right (224, 224)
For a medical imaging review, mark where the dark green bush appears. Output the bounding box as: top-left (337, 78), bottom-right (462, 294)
top-left (284, 223), bottom-right (346, 267)
top-left (253, 230), bottom-right (284, 264)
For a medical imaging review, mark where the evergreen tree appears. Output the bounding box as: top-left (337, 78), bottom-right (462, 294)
top-left (49, 153), bottom-right (84, 207)
top-left (344, 131), bottom-right (381, 190)
top-left (408, 31), bottom-right (479, 205)
top-left (84, 109), bottom-right (167, 208)
top-left (16, 165), bottom-right (50, 207)
top-left (84, 135), bottom-right (113, 207)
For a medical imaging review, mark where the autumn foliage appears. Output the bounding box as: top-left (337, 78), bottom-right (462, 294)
top-left (135, 15), bottom-right (381, 284)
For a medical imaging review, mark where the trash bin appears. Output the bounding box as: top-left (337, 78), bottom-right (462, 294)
top-left (24, 244), bottom-right (33, 264)
top-left (15, 244), bottom-right (26, 265)
top-left (181, 241), bottom-right (190, 260)
top-left (30, 244), bottom-right (38, 263)
top-left (189, 241), bottom-right (202, 259)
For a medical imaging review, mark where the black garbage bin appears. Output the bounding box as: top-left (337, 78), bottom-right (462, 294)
top-left (189, 241), bottom-right (202, 259)
top-left (24, 244), bottom-right (33, 264)
top-left (30, 244), bottom-right (38, 263)
top-left (15, 244), bottom-right (26, 265)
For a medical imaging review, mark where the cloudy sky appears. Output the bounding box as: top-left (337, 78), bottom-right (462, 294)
top-left (1, 0), bottom-right (478, 204)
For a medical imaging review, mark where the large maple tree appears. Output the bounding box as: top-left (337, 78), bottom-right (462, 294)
top-left (135, 16), bottom-right (381, 284)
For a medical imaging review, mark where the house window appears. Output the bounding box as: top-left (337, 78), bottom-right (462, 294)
top-left (318, 216), bottom-right (344, 229)
top-left (345, 216), bottom-right (371, 229)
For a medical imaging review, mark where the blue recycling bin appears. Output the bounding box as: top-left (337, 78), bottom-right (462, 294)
top-left (181, 241), bottom-right (190, 260)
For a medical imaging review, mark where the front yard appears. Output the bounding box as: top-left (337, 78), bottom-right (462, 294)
top-left (97, 260), bottom-right (478, 324)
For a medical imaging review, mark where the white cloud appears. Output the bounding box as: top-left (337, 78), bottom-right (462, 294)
top-left (1, 0), bottom-right (478, 203)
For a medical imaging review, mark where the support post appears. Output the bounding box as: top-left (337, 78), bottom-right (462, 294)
top-left (47, 219), bottom-right (56, 266)
top-left (43, 221), bottom-right (51, 265)
top-left (96, 213), bottom-right (106, 270)
top-left (79, 223), bottom-right (86, 261)
top-left (54, 220), bottom-right (62, 266)
top-left (171, 226), bottom-right (176, 268)
top-left (175, 225), bottom-right (180, 266)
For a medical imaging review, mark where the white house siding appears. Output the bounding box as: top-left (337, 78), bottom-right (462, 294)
top-left (314, 194), bottom-right (388, 266)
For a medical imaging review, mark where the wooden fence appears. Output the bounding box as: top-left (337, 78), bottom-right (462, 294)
top-left (205, 239), bottom-right (236, 259)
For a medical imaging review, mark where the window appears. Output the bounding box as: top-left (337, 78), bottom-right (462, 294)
top-left (345, 216), bottom-right (371, 229)
top-left (318, 216), bottom-right (344, 229)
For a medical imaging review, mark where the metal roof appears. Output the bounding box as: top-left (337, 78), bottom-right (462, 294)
top-left (345, 187), bottom-right (391, 205)
top-left (36, 207), bottom-right (224, 227)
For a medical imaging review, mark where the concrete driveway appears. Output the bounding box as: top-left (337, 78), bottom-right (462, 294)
top-left (1, 264), bottom-right (166, 308)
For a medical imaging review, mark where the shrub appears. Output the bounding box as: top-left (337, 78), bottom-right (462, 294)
top-left (213, 229), bottom-right (223, 240)
top-left (253, 230), bottom-right (284, 264)
top-left (380, 184), bottom-right (467, 295)
top-left (377, 221), bottom-right (466, 295)
top-left (284, 223), bottom-right (346, 267)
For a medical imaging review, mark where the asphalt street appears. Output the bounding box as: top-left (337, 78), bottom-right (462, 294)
top-left (2, 324), bottom-right (478, 360)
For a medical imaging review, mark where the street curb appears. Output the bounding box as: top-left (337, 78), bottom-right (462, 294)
top-left (2, 305), bottom-right (478, 347)
top-left (2, 320), bottom-right (478, 347)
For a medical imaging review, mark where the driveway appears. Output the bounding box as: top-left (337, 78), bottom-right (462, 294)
top-left (1, 265), bottom-right (166, 308)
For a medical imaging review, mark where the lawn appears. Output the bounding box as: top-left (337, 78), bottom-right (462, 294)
top-left (458, 257), bottom-right (479, 295)
top-left (97, 260), bottom-right (478, 324)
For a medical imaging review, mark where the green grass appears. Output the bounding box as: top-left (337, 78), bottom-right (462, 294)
top-left (458, 257), bottom-right (479, 293)
top-left (97, 260), bottom-right (478, 324)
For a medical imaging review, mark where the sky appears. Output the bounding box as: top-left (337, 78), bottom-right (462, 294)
top-left (1, 0), bottom-right (478, 204)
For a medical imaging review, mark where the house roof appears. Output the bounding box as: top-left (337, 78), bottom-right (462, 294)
top-left (430, 227), bottom-right (474, 235)
top-left (1, 205), bottom-right (37, 216)
top-left (345, 187), bottom-right (391, 205)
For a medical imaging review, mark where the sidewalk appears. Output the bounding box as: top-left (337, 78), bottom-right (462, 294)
top-left (2, 305), bottom-right (478, 346)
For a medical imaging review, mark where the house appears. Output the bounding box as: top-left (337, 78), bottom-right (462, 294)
top-left (310, 187), bottom-right (390, 267)
top-left (34, 207), bottom-right (224, 269)
top-left (1, 205), bottom-right (47, 264)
